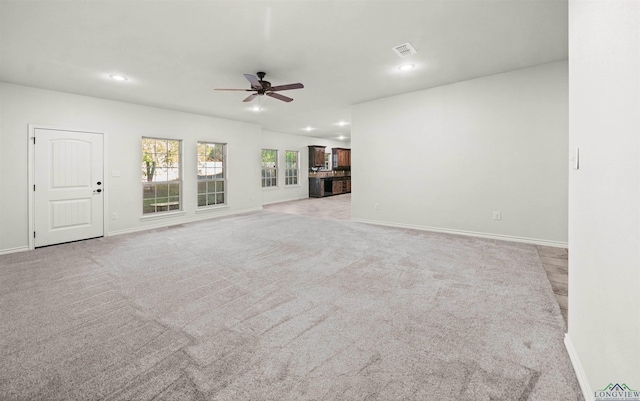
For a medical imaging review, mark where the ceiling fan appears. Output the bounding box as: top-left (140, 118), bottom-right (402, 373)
top-left (215, 72), bottom-right (304, 103)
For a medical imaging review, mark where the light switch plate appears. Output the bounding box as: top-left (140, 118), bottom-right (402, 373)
top-left (570, 148), bottom-right (579, 170)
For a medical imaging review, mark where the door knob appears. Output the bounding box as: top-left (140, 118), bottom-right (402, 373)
top-left (94, 189), bottom-right (102, 193)
top-left (97, 181), bottom-right (102, 185)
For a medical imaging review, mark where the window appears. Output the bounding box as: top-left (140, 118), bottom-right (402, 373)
top-left (261, 149), bottom-right (277, 187)
top-left (142, 138), bottom-right (181, 214)
top-left (197, 142), bottom-right (226, 207)
top-left (285, 150), bottom-right (299, 185)
top-left (324, 152), bottom-right (330, 171)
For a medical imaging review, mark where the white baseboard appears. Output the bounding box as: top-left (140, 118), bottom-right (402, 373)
top-left (108, 206), bottom-right (263, 237)
top-left (351, 218), bottom-right (568, 248)
top-left (564, 333), bottom-right (594, 401)
top-left (0, 246), bottom-right (29, 255)
top-left (262, 195), bottom-right (309, 205)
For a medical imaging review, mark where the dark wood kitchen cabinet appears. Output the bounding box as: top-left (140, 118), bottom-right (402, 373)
top-left (332, 148), bottom-right (351, 170)
top-left (308, 145), bottom-right (326, 168)
top-left (332, 179), bottom-right (343, 195)
top-left (308, 176), bottom-right (351, 198)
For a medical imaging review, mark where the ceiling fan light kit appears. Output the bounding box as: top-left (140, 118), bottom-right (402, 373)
top-left (215, 72), bottom-right (304, 103)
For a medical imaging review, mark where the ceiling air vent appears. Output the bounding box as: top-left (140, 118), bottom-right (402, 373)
top-left (392, 42), bottom-right (417, 58)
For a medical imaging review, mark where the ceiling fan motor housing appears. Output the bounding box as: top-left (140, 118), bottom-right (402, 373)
top-left (255, 72), bottom-right (271, 92)
top-left (257, 81), bottom-right (271, 93)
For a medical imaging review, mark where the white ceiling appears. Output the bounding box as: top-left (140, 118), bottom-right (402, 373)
top-left (0, 1), bottom-right (568, 140)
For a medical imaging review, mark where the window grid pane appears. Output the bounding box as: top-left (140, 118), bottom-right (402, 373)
top-left (284, 151), bottom-right (298, 186)
top-left (142, 138), bottom-right (181, 214)
top-left (197, 142), bottom-right (226, 207)
top-left (261, 149), bottom-right (278, 188)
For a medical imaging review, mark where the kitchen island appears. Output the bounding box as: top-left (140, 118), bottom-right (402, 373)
top-left (308, 171), bottom-right (351, 198)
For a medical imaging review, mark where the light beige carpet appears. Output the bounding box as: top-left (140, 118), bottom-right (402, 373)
top-left (0, 211), bottom-right (583, 400)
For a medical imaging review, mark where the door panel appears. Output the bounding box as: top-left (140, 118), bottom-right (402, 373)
top-left (34, 129), bottom-right (104, 247)
top-left (50, 199), bottom-right (92, 229)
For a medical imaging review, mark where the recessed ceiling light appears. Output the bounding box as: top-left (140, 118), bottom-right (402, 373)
top-left (252, 106), bottom-right (261, 112)
top-left (109, 74), bottom-right (128, 81)
top-left (303, 126), bottom-right (314, 132)
top-left (338, 135), bottom-right (346, 140)
top-left (398, 64), bottom-right (415, 71)
top-left (337, 121), bottom-right (349, 126)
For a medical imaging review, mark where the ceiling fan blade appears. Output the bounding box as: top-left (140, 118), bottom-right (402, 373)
top-left (266, 92), bottom-right (293, 102)
top-left (269, 83), bottom-right (304, 92)
top-left (244, 74), bottom-right (263, 90)
top-left (214, 88), bottom-right (253, 91)
top-left (243, 93), bottom-right (258, 102)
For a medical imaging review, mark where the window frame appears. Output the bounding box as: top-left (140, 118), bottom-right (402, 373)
top-left (284, 150), bottom-right (299, 186)
top-left (141, 137), bottom-right (182, 215)
top-left (261, 149), bottom-right (278, 188)
top-left (197, 141), bottom-right (227, 209)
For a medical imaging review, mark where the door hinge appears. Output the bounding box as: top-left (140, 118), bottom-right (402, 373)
top-left (33, 185), bottom-right (35, 191)
top-left (32, 137), bottom-right (36, 144)
top-left (33, 231), bottom-right (36, 238)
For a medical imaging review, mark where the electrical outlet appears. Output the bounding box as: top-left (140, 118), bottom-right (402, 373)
top-left (493, 212), bottom-right (501, 220)
top-left (112, 212), bottom-right (118, 220)
top-left (374, 203), bottom-right (380, 210)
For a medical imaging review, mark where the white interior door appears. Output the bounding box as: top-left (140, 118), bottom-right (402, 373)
top-left (34, 128), bottom-right (104, 247)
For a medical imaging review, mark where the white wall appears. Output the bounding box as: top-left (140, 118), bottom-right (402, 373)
top-left (567, 1), bottom-right (640, 398)
top-left (351, 61), bottom-right (568, 246)
top-left (261, 130), bottom-right (349, 205)
top-left (0, 83), bottom-right (263, 253)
